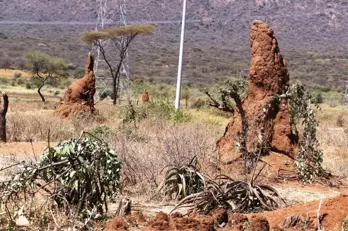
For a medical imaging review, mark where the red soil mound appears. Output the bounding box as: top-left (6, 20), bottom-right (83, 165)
top-left (249, 194), bottom-right (348, 230)
top-left (103, 211), bottom-right (147, 230)
top-left (217, 20), bottom-right (299, 163)
top-left (104, 217), bottom-right (129, 231)
top-left (143, 211), bottom-right (215, 231)
top-left (249, 217), bottom-right (270, 231)
top-left (225, 213), bottom-right (249, 231)
top-left (56, 54), bottom-right (96, 117)
top-left (103, 195), bottom-right (347, 230)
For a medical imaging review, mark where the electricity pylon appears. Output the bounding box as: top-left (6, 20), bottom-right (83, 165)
top-left (93, 0), bottom-right (131, 103)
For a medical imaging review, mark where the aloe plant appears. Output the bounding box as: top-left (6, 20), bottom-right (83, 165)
top-left (158, 156), bottom-right (206, 200)
top-left (171, 174), bottom-right (285, 214)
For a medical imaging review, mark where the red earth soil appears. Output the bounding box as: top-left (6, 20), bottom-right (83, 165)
top-left (248, 194), bottom-right (348, 230)
top-left (0, 142), bottom-right (56, 155)
top-left (104, 217), bottom-right (129, 231)
top-left (143, 211), bottom-right (215, 231)
top-left (103, 195), bottom-right (348, 231)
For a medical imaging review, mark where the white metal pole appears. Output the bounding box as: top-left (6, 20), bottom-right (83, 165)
top-left (175, 0), bottom-right (187, 110)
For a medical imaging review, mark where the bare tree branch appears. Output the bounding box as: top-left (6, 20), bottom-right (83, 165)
top-left (205, 91), bottom-right (235, 113)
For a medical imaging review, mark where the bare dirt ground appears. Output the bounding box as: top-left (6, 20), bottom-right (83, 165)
top-left (7, 92), bottom-right (60, 100)
top-left (0, 69), bottom-right (32, 78)
top-left (0, 142), bottom-right (52, 155)
top-left (1, 142), bottom-right (348, 230)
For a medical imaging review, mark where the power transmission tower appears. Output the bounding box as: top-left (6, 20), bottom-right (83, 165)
top-left (93, 0), bottom-right (131, 103)
top-left (119, 0), bottom-right (131, 101)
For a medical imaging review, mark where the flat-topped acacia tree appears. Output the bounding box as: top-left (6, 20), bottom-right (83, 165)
top-left (81, 25), bottom-right (154, 105)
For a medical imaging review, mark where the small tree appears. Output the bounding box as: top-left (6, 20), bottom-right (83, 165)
top-left (315, 92), bottom-right (323, 104)
top-left (25, 52), bottom-right (68, 102)
top-left (181, 89), bottom-right (190, 108)
top-left (81, 25), bottom-right (154, 105)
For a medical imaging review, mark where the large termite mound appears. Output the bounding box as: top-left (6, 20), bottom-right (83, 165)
top-left (217, 20), bottom-right (299, 163)
top-left (56, 54), bottom-right (96, 117)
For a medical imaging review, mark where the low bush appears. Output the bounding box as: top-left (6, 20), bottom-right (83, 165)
top-left (0, 133), bottom-right (121, 227)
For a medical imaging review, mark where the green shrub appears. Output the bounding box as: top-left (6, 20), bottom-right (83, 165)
top-left (25, 82), bottom-right (32, 89)
top-left (191, 98), bottom-right (208, 109)
top-left (314, 92), bottom-right (323, 104)
top-left (147, 99), bottom-right (191, 122)
top-left (40, 135), bottom-right (121, 215)
top-left (13, 72), bottom-right (22, 79)
top-left (72, 112), bottom-right (107, 132)
top-left (287, 84), bottom-right (326, 181)
top-left (0, 78), bottom-right (9, 84)
top-left (0, 32), bottom-right (8, 40)
top-left (73, 68), bottom-right (85, 78)
top-left (171, 110), bottom-right (191, 123)
top-left (89, 125), bottom-right (112, 139)
top-left (17, 78), bottom-right (25, 85)
top-left (343, 215), bottom-right (348, 231)
top-left (147, 98), bottom-right (173, 120)
top-left (336, 114), bottom-right (346, 127)
top-left (47, 77), bottom-right (61, 87)
top-left (99, 89), bottom-right (113, 100)
top-left (1, 133), bottom-right (121, 218)
top-left (29, 76), bottom-right (42, 88)
top-left (119, 99), bottom-right (191, 126)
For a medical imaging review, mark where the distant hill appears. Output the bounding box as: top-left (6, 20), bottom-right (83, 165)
top-left (2, 0), bottom-right (348, 49)
top-left (1, 0), bottom-right (348, 87)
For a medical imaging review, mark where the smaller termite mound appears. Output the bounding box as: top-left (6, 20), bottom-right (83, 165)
top-left (142, 89), bottom-right (149, 104)
top-left (56, 54), bottom-right (96, 117)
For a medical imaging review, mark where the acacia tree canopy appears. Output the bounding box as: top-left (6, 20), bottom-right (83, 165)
top-left (81, 24), bottom-right (155, 105)
top-left (25, 51), bottom-right (68, 102)
top-left (25, 51), bottom-right (68, 78)
top-left (81, 25), bottom-right (154, 43)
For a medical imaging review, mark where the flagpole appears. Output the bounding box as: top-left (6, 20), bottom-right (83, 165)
top-left (175, 0), bottom-right (187, 110)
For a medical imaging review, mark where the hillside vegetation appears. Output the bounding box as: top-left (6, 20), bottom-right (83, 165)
top-left (1, 0), bottom-right (348, 88)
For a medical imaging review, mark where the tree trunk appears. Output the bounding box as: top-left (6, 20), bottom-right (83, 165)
top-left (113, 78), bottom-right (117, 105)
top-left (0, 94), bottom-right (9, 142)
top-left (38, 84), bottom-right (46, 103)
top-left (116, 74), bottom-right (120, 104)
